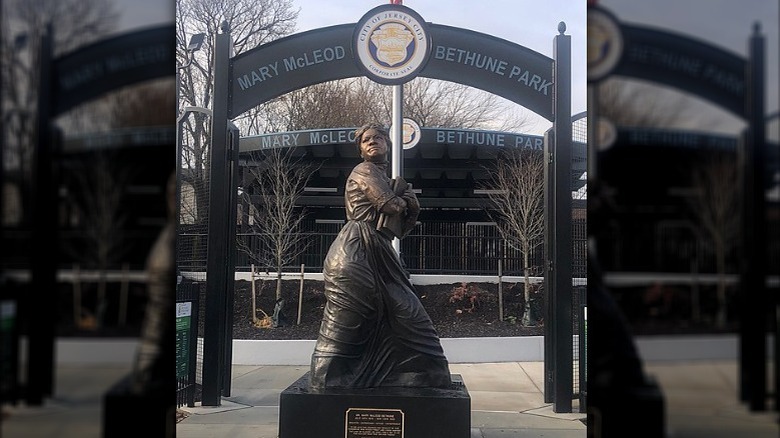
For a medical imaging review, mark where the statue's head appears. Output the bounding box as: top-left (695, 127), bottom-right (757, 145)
top-left (355, 123), bottom-right (391, 161)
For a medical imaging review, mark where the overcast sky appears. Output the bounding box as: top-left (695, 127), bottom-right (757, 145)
top-left (598, 0), bottom-right (779, 135)
top-left (115, 0), bottom-right (583, 134)
top-left (115, 0), bottom-right (174, 33)
top-left (292, 0), bottom-right (586, 134)
top-left (118, 0), bottom-right (778, 135)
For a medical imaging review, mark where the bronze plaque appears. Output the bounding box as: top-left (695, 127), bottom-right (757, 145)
top-left (345, 408), bottom-right (404, 438)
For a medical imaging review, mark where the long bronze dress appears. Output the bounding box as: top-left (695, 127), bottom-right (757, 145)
top-left (309, 160), bottom-right (451, 391)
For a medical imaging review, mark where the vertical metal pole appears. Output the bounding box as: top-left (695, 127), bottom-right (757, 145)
top-left (738, 129), bottom-right (750, 403)
top-left (579, 293), bottom-right (587, 413)
top-left (543, 128), bottom-right (555, 404)
top-left (187, 285), bottom-right (200, 407)
top-left (202, 23), bottom-right (232, 406)
top-left (175, 113), bottom-right (185, 272)
top-left (586, 84), bottom-right (599, 186)
top-left (552, 23), bottom-right (573, 413)
top-left (776, 7), bottom-right (780, 413)
top-left (28, 22), bottom-right (57, 405)
top-left (739, 23), bottom-right (767, 411)
top-left (221, 123), bottom-right (240, 397)
top-left (585, 86), bottom-right (598, 410)
top-left (391, 84), bottom-right (403, 254)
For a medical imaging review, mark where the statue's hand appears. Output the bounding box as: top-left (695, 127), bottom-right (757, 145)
top-left (403, 190), bottom-right (419, 213)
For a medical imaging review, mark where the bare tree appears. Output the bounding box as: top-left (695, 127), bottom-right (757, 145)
top-left (1, 0), bottom-right (118, 194)
top-left (176, 0), bottom-right (297, 227)
top-left (239, 147), bottom-right (319, 300)
top-left (257, 77), bottom-right (531, 133)
top-left (258, 78), bottom-right (383, 132)
top-left (108, 80), bottom-right (176, 128)
top-left (685, 152), bottom-right (739, 328)
top-left (397, 78), bottom-right (530, 131)
top-left (481, 148), bottom-right (545, 326)
top-left (67, 151), bottom-right (132, 327)
top-left (597, 79), bottom-right (693, 128)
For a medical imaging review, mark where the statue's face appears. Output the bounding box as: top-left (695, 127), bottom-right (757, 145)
top-left (359, 128), bottom-right (387, 161)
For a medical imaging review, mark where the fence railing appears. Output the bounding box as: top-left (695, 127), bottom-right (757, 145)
top-left (181, 217), bottom-right (589, 276)
top-left (175, 280), bottom-right (200, 408)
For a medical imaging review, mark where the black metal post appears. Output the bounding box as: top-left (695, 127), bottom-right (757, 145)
top-left (579, 292), bottom-right (587, 413)
top-left (543, 128), bottom-right (555, 404)
top-left (221, 123), bottom-right (240, 397)
top-left (187, 284), bottom-right (200, 407)
top-left (739, 23), bottom-right (767, 411)
top-left (27, 23), bottom-right (57, 405)
top-left (587, 84), bottom-right (599, 184)
top-left (552, 23), bottom-right (573, 413)
top-left (201, 23), bottom-right (232, 407)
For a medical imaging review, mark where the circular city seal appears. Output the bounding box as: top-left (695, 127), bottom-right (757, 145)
top-left (390, 118), bottom-right (422, 150)
top-left (353, 4), bottom-right (431, 85)
top-left (587, 6), bottom-right (623, 82)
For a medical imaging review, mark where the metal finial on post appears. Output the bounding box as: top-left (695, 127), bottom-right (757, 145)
top-left (221, 20), bottom-right (230, 33)
top-left (752, 21), bottom-right (761, 34)
top-left (558, 21), bottom-right (567, 35)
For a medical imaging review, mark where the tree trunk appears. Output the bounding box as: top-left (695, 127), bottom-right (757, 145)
top-left (521, 247), bottom-right (536, 326)
top-left (276, 255), bottom-right (283, 301)
top-left (715, 240), bottom-right (727, 329)
top-left (96, 264), bottom-right (108, 328)
top-left (498, 259), bottom-right (504, 322)
top-left (251, 264), bottom-right (257, 323)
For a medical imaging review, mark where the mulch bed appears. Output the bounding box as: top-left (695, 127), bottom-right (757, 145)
top-left (229, 279), bottom-right (545, 340)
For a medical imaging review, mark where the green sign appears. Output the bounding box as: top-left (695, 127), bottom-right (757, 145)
top-left (175, 302), bottom-right (192, 379)
top-left (1, 301), bottom-right (17, 396)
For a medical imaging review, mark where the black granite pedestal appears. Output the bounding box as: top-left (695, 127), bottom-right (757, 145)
top-left (279, 372), bottom-right (470, 438)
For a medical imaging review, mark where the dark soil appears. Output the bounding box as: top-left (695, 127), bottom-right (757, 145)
top-left (231, 279), bottom-right (545, 340)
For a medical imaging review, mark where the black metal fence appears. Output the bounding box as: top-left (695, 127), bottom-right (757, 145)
top-left (574, 286), bottom-right (587, 411)
top-left (223, 219), bottom-right (591, 276)
top-left (0, 283), bottom-right (21, 405)
top-left (175, 279), bottom-right (201, 408)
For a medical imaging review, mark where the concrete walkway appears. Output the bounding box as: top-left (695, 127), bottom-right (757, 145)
top-left (177, 362), bottom-right (586, 438)
top-left (644, 360), bottom-right (779, 438)
top-left (3, 359), bottom-right (778, 437)
top-left (1, 364), bottom-right (133, 438)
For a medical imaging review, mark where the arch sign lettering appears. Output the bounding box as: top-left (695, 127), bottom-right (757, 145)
top-left (226, 4), bottom-right (563, 121)
top-left (587, 4), bottom-right (752, 119)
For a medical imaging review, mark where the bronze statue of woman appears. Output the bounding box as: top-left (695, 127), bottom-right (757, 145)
top-left (309, 124), bottom-right (451, 391)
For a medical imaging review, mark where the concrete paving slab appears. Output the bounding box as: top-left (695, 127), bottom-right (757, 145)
top-left (224, 388), bottom-right (283, 407)
top-left (230, 365), bottom-right (307, 390)
top-left (469, 390), bottom-right (546, 412)
top-left (54, 365), bottom-right (133, 401)
top-left (644, 361), bottom-right (734, 391)
top-left (181, 405), bottom-right (279, 425)
top-left (451, 362), bottom-right (537, 392)
top-left (479, 429), bottom-right (586, 437)
top-left (517, 361), bottom-right (546, 392)
top-left (3, 404), bottom-right (104, 438)
top-left (643, 360), bottom-right (779, 437)
top-left (2, 364), bottom-right (132, 438)
top-left (523, 404), bottom-right (587, 421)
top-left (471, 411), bottom-right (586, 431)
top-left (181, 399), bottom-right (254, 415)
top-left (666, 416), bottom-right (779, 438)
top-left (176, 423), bottom-right (279, 438)
top-left (231, 364), bottom-right (263, 379)
top-left (658, 388), bottom-right (741, 415)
